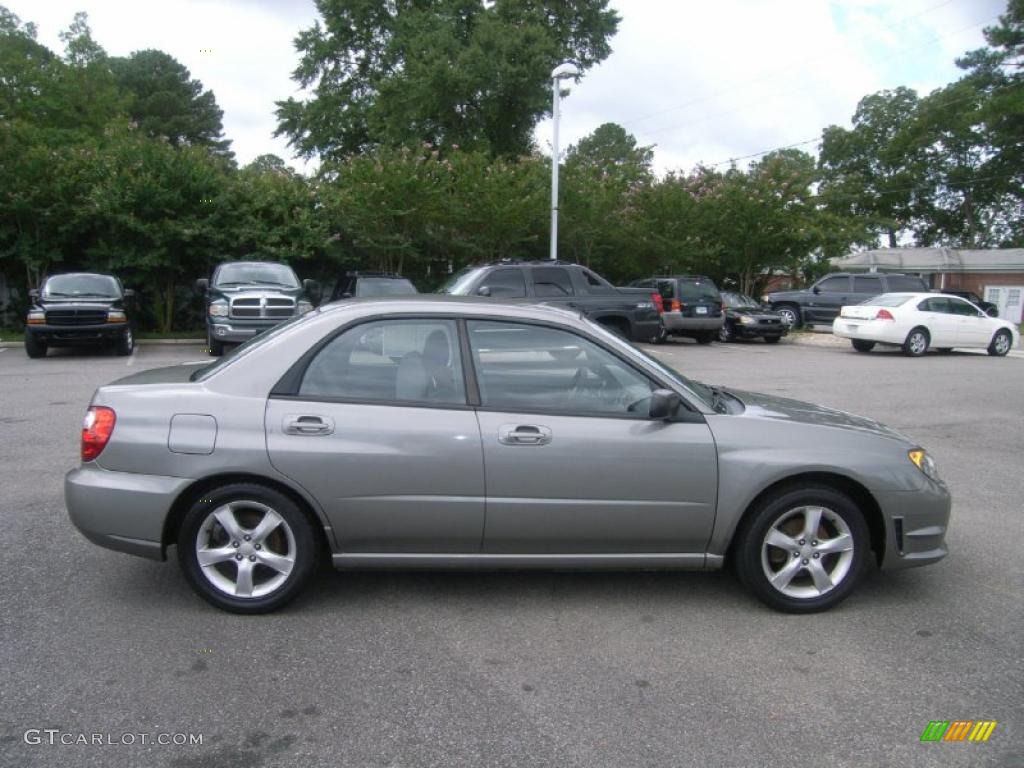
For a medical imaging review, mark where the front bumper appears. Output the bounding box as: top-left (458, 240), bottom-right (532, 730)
top-left (733, 321), bottom-right (788, 338)
top-left (66, 465), bottom-right (193, 561)
top-left (875, 483), bottom-right (951, 570)
top-left (208, 317), bottom-right (288, 343)
top-left (662, 312), bottom-right (724, 332)
top-left (26, 323), bottom-right (128, 345)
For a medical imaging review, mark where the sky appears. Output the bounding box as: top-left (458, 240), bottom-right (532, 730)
top-left (7, 0), bottom-right (1008, 175)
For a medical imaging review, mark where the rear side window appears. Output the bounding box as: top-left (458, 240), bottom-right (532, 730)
top-left (918, 297), bottom-right (950, 312)
top-left (532, 267), bottom-right (574, 297)
top-left (298, 319), bottom-right (465, 406)
top-left (887, 275), bottom-right (928, 292)
top-left (676, 279), bottom-right (720, 302)
top-left (852, 276), bottom-right (882, 294)
top-left (481, 268), bottom-right (527, 298)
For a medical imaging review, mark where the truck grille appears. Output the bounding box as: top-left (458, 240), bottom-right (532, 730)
top-left (229, 296), bottom-right (295, 320)
top-left (45, 309), bottom-right (108, 325)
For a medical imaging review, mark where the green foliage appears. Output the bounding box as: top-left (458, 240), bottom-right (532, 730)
top-left (275, 0), bottom-right (619, 159)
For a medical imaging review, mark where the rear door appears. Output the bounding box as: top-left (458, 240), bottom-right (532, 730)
top-left (466, 320), bottom-right (718, 555)
top-left (915, 297), bottom-right (958, 347)
top-left (266, 318), bottom-right (485, 553)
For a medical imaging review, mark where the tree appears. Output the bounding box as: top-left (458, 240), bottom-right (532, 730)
top-left (275, 0), bottom-right (619, 159)
top-left (818, 87), bottom-right (925, 247)
top-left (111, 49), bottom-right (232, 157)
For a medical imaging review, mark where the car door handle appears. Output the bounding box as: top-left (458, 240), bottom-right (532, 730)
top-left (498, 424), bottom-right (552, 445)
top-left (283, 415), bottom-right (335, 436)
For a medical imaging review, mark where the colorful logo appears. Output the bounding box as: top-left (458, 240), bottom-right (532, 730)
top-left (921, 721), bottom-right (997, 742)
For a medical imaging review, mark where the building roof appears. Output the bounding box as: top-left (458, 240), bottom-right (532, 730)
top-left (830, 248), bottom-right (1024, 273)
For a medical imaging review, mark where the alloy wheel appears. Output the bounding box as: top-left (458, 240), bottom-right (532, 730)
top-left (760, 505), bottom-right (854, 599)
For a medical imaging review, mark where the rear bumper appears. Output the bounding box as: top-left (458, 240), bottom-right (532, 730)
top-left (875, 484), bottom-right (951, 570)
top-left (831, 318), bottom-right (907, 345)
top-left (662, 312), bottom-right (724, 332)
top-left (65, 465), bottom-right (193, 561)
top-left (27, 323), bottom-right (128, 345)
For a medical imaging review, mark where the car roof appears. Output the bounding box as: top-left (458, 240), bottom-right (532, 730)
top-left (45, 272), bottom-right (118, 279)
top-left (317, 294), bottom-right (581, 320)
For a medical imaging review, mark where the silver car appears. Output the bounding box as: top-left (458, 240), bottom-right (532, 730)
top-left (66, 298), bottom-right (950, 613)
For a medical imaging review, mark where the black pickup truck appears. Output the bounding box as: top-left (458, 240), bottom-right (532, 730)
top-left (438, 261), bottom-right (661, 342)
top-left (24, 272), bottom-right (135, 358)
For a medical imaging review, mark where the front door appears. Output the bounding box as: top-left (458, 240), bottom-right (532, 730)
top-left (266, 318), bottom-right (485, 553)
top-left (807, 276), bottom-right (851, 322)
top-left (466, 320), bottom-right (718, 554)
top-left (947, 296), bottom-right (992, 347)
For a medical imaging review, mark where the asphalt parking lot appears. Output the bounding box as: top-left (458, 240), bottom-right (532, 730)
top-left (0, 338), bottom-right (1021, 768)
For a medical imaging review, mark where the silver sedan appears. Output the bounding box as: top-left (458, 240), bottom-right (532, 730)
top-left (66, 297), bottom-right (950, 613)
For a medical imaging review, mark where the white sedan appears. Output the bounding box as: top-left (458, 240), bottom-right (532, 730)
top-left (832, 292), bottom-right (1019, 357)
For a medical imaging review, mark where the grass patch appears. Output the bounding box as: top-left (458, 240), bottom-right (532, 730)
top-left (0, 329), bottom-right (24, 342)
top-left (137, 330), bottom-right (205, 340)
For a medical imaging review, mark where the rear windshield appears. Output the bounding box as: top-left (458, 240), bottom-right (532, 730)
top-left (356, 278), bottom-right (417, 297)
top-left (676, 279), bottom-right (721, 302)
top-left (43, 274), bottom-right (120, 298)
top-left (858, 294), bottom-right (915, 307)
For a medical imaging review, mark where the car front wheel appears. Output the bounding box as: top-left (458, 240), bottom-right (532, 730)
top-left (115, 328), bottom-right (134, 356)
top-left (177, 484), bottom-right (317, 613)
top-left (735, 485), bottom-right (869, 613)
top-left (988, 329), bottom-right (1012, 357)
top-left (25, 333), bottom-right (47, 359)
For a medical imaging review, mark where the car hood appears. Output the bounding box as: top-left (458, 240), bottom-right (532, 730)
top-left (728, 307), bottom-right (781, 319)
top-left (109, 362), bottom-right (208, 387)
top-left (726, 387), bottom-right (912, 443)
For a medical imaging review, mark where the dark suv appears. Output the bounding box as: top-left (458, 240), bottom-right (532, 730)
top-left (629, 275), bottom-right (724, 343)
top-left (766, 272), bottom-right (929, 327)
top-left (330, 272), bottom-right (417, 301)
top-left (25, 272), bottom-right (135, 358)
top-left (197, 261), bottom-right (318, 356)
top-left (438, 260), bottom-right (661, 342)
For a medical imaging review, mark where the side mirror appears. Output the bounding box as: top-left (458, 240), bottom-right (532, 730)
top-left (303, 278), bottom-right (320, 297)
top-left (123, 288), bottom-right (135, 299)
top-left (195, 278), bottom-right (209, 294)
top-left (477, 286), bottom-right (492, 297)
top-left (29, 288), bottom-right (40, 301)
top-left (812, 286), bottom-right (821, 295)
top-left (649, 389), bottom-right (681, 420)
top-left (984, 306), bottom-right (998, 318)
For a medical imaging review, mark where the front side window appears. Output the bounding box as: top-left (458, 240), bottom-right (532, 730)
top-left (532, 267), bottom-right (574, 297)
top-left (481, 268), bottom-right (527, 298)
top-left (947, 298), bottom-right (979, 316)
top-left (299, 319), bottom-right (465, 406)
top-left (467, 321), bottom-right (654, 416)
top-left (816, 276), bottom-right (849, 292)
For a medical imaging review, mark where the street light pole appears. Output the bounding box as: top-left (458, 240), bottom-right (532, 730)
top-left (550, 62), bottom-right (579, 261)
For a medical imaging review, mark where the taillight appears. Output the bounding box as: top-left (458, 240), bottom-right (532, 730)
top-left (670, 299), bottom-right (681, 312)
top-left (82, 406), bottom-right (116, 461)
top-left (875, 309), bottom-right (895, 321)
top-left (651, 292), bottom-right (664, 314)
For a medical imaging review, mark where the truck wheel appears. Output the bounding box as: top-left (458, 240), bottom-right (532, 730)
top-left (776, 305), bottom-right (801, 329)
top-left (25, 333), bottom-right (47, 359)
top-left (696, 332), bottom-right (714, 345)
top-left (115, 328), bottom-right (134, 356)
top-left (207, 330), bottom-right (224, 357)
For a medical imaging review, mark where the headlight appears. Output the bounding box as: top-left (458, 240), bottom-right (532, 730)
top-left (297, 300), bottom-right (314, 314)
top-left (106, 309), bottom-right (127, 323)
top-left (208, 302), bottom-right (228, 317)
top-left (27, 310), bottom-right (45, 324)
top-left (739, 315), bottom-right (755, 325)
top-left (908, 448), bottom-right (940, 482)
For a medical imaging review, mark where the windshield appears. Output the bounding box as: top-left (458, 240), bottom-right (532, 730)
top-left (722, 291), bottom-right (759, 308)
top-left (190, 310), bottom-right (316, 381)
top-left (42, 274), bottom-right (120, 298)
top-left (437, 266), bottom-right (487, 295)
top-left (357, 278), bottom-right (417, 297)
top-left (677, 279), bottom-right (721, 302)
top-left (214, 262), bottom-right (300, 288)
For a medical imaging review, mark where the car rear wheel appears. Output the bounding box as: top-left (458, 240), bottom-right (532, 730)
top-left (851, 339), bottom-right (875, 353)
top-left (988, 329), bottom-right (1012, 357)
top-left (718, 324), bottom-right (734, 343)
top-left (735, 485), bottom-right (868, 613)
top-left (177, 484), bottom-right (317, 613)
top-left (902, 328), bottom-right (929, 357)
top-left (24, 334), bottom-right (47, 359)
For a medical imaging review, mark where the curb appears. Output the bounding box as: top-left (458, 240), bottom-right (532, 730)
top-left (0, 339), bottom-right (204, 348)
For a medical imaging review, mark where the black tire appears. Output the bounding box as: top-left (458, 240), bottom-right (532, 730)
top-left (207, 329), bottom-right (225, 357)
top-left (177, 483), bottom-right (318, 614)
top-left (718, 324), bottom-right (734, 343)
top-left (598, 319), bottom-right (629, 340)
top-left (763, 335), bottom-right (781, 344)
top-left (902, 327), bottom-right (930, 357)
top-left (988, 329), bottom-right (1012, 357)
top-left (776, 304), bottom-right (801, 329)
top-left (936, 348), bottom-right (954, 354)
top-left (734, 484), bottom-right (869, 613)
top-left (650, 326), bottom-right (668, 344)
top-left (696, 331), bottom-right (714, 345)
top-left (115, 327), bottom-right (134, 356)
top-left (851, 339), bottom-right (875, 353)
top-left (24, 333), bottom-right (47, 359)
